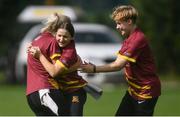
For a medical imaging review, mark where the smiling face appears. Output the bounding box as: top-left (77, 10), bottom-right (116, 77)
top-left (111, 5), bottom-right (138, 38)
top-left (116, 19), bottom-right (132, 38)
top-left (55, 28), bottom-right (72, 47)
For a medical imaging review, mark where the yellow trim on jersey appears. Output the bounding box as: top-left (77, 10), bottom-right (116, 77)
top-left (128, 88), bottom-right (152, 99)
top-left (125, 70), bottom-right (134, 79)
top-left (128, 87), bottom-right (132, 95)
top-left (56, 60), bottom-right (68, 70)
top-left (64, 83), bottom-right (87, 90)
top-left (126, 78), bottom-right (141, 89)
top-left (142, 85), bottom-right (151, 90)
top-left (126, 77), bottom-right (151, 90)
top-left (48, 78), bottom-right (59, 89)
top-left (50, 53), bottom-right (61, 60)
top-left (117, 53), bottom-right (136, 63)
top-left (58, 80), bottom-right (79, 85)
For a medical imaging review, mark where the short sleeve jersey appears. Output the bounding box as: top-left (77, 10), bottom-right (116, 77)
top-left (118, 28), bottom-right (161, 100)
top-left (26, 32), bottom-right (61, 95)
top-left (52, 40), bottom-right (87, 93)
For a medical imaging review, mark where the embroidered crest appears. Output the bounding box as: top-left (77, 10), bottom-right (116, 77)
top-left (72, 96), bottom-right (79, 103)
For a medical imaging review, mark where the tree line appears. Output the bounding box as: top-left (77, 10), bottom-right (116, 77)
top-left (0, 0), bottom-right (179, 75)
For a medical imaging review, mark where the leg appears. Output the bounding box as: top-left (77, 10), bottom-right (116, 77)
top-left (115, 91), bottom-right (134, 116)
top-left (27, 91), bottom-right (57, 116)
top-left (48, 89), bottom-right (68, 116)
top-left (65, 88), bottom-right (87, 116)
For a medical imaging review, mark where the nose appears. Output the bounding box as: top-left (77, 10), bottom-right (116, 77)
top-left (57, 36), bottom-right (63, 42)
top-left (116, 24), bottom-right (121, 29)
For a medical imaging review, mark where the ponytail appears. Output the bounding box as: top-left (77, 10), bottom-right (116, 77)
top-left (41, 13), bottom-right (71, 35)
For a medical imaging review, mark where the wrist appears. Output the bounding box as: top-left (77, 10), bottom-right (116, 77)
top-left (93, 64), bottom-right (96, 73)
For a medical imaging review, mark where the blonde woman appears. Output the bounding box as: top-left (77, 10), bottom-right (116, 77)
top-left (27, 14), bottom-right (87, 116)
top-left (26, 13), bottom-right (80, 116)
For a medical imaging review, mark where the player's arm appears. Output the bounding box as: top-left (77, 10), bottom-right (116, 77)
top-left (51, 55), bottom-right (82, 74)
top-left (64, 55), bottom-right (82, 73)
top-left (29, 46), bottom-right (65, 77)
top-left (29, 46), bottom-right (77, 77)
top-left (80, 55), bottom-right (127, 73)
top-left (96, 55), bottom-right (127, 72)
top-left (40, 54), bottom-right (65, 77)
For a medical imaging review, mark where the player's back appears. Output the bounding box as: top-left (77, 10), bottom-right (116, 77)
top-left (26, 32), bottom-right (58, 95)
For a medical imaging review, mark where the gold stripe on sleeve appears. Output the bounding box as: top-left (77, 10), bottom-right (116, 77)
top-left (50, 53), bottom-right (61, 60)
top-left (56, 60), bottom-right (68, 70)
top-left (117, 53), bottom-right (136, 63)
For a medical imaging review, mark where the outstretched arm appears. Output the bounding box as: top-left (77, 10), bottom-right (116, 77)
top-left (80, 55), bottom-right (127, 73)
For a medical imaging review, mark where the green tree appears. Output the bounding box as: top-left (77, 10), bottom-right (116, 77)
top-left (130, 0), bottom-right (180, 75)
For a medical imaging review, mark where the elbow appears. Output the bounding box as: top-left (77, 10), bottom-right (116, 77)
top-left (49, 72), bottom-right (58, 78)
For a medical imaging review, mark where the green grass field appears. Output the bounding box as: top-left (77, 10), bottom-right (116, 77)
top-left (0, 80), bottom-right (180, 116)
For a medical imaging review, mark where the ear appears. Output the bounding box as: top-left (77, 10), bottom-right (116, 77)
top-left (127, 19), bottom-right (133, 25)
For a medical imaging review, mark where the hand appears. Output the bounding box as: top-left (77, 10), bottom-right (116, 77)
top-left (79, 61), bottom-right (95, 73)
top-left (28, 46), bottom-right (41, 59)
top-left (26, 43), bottom-right (32, 54)
top-left (68, 55), bottom-right (82, 72)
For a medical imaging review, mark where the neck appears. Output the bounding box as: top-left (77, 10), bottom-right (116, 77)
top-left (130, 25), bottom-right (137, 35)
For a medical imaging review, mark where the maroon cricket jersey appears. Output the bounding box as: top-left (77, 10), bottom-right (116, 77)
top-left (118, 28), bottom-right (161, 100)
top-left (26, 32), bottom-right (61, 95)
top-left (52, 40), bottom-right (87, 93)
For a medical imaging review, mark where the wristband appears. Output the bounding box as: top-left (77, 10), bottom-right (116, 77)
top-left (93, 64), bottom-right (96, 73)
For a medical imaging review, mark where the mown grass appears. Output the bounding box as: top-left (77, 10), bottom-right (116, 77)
top-left (0, 80), bottom-right (180, 116)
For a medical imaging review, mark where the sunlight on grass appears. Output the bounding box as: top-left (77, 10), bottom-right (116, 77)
top-left (0, 71), bottom-right (5, 82)
top-left (0, 78), bottom-right (180, 116)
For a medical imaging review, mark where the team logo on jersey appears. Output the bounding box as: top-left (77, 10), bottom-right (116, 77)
top-left (72, 96), bottom-right (79, 103)
top-left (124, 52), bottom-right (131, 57)
top-left (137, 100), bottom-right (145, 104)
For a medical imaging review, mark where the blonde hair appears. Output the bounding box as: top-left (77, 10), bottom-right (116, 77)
top-left (111, 5), bottom-right (138, 24)
top-left (58, 22), bottom-right (75, 37)
top-left (41, 13), bottom-right (71, 35)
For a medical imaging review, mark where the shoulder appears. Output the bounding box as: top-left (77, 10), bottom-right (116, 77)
top-left (125, 28), bottom-right (148, 49)
top-left (133, 28), bottom-right (147, 44)
top-left (41, 32), bottom-right (57, 44)
top-left (44, 32), bottom-right (56, 40)
top-left (38, 32), bottom-right (58, 50)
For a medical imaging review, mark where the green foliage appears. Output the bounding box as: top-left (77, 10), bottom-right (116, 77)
top-left (129, 0), bottom-right (180, 74)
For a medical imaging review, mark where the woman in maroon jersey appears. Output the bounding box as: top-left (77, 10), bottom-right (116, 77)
top-left (80, 5), bottom-right (161, 116)
top-left (28, 15), bottom-right (87, 116)
top-left (26, 13), bottom-right (82, 116)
